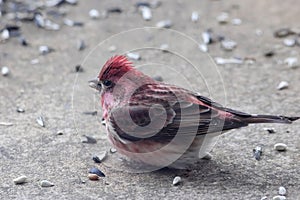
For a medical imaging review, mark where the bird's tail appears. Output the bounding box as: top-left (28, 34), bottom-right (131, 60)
top-left (242, 115), bottom-right (300, 124)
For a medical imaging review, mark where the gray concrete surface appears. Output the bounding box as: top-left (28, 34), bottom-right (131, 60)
top-left (1, 0), bottom-right (300, 199)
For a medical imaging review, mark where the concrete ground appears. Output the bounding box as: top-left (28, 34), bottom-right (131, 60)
top-left (1, 0), bottom-right (300, 199)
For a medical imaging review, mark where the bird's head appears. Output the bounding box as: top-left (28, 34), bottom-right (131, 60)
top-left (89, 55), bottom-right (136, 93)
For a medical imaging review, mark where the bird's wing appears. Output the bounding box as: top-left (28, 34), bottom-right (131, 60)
top-left (108, 83), bottom-right (249, 142)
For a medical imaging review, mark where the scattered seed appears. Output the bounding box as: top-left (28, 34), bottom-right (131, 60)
top-left (108, 45), bottom-right (117, 52)
top-left (156, 20), bottom-right (172, 28)
top-left (39, 45), bottom-right (52, 55)
top-left (264, 50), bottom-right (275, 57)
top-left (36, 116), bottom-right (45, 127)
top-left (83, 111), bottom-right (97, 115)
top-left (140, 6), bottom-right (152, 21)
top-left (92, 156), bottom-right (101, 163)
top-left (274, 143), bottom-right (287, 151)
top-left (31, 59), bottom-right (39, 65)
top-left (172, 176), bottom-right (182, 186)
top-left (1, 29), bottom-right (9, 40)
top-left (255, 29), bottom-right (263, 36)
top-left (127, 52), bottom-right (141, 60)
top-left (214, 57), bottom-right (243, 65)
top-left (272, 195), bottom-right (286, 200)
top-left (89, 9), bottom-right (100, 19)
top-left (135, 2), bottom-right (151, 8)
top-left (159, 44), bottom-right (169, 52)
top-left (110, 147), bottom-right (117, 153)
top-left (221, 39), bottom-right (237, 51)
top-left (93, 151), bottom-right (108, 163)
top-left (283, 38), bottom-right (296, 47)
top-left (88, 173), bottom-right (99, 181)
top-left (261, 196), bottom-right (268, 200)
top-left (40, 180), bottom-right (54, 187)
top-left (199, 44), bottom-right (208, 52)
top-left (191, 11), bottom-right (199, 22)
top-left (16, 107), bottom-right (25, 113)
top-left (89, 167), bottom-right (105, 177)
top-left (13, 175), bottom-right (27, 184)
top-left (276, 81), bottom-right (289, 90)
top-left (152, 75), bottom-right (163, 82)
top-left (56, 130), bottom-right (63, 135)
top-left (263, 127), bottom-right (276, 133)
top-left (284, 57), bottom-right (299, 69)
top-left (0, 122), bottom-right (13, 126)
top-left (202, 153), bottom-right (212, 160)
top-left (202, 31), bottom-right (212, 44)
top-left (1, 66), bottom-right (9, 76)
top-left (107, 7), bottom-right (122, 13)
top-left (278, 186), bottom-right (287, 196)
top-left (253, 146), bottom-right (263, 160)
top-left (82, 135), bottom-right (97, 144)
top-left (64, 18), bottom-right (83, 27)
top-left (75, 65), bottom-right (83, 72)
top-left (217, 12), bottom-right (229, 24)
top-left (231, 18), bottom-right (242, 25)
top-left (274, 28), bottom-right (293, 38)
top-left (77, 39), bottom-right (86, 51)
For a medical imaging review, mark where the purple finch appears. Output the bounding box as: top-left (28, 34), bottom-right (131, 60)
top-left (89, 55), bottom-right (299, 169)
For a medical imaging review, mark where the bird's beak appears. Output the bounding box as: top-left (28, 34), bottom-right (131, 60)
top-left (88, 77), bottom-right (100, 90)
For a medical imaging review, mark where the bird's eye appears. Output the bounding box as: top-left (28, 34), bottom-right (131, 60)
top-left (103, 80), bottom-right (113, 87)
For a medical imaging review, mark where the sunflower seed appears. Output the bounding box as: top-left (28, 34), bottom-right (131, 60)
top-left (88, 173), bottom-right (99, 180)
top-left (77, 39), bottom-right (86, 51)
top-left (89, 9), bottom-right (100, 19)
top-left (156, 20), bottom-right (172, 28)
top-left (264, 50), bottom-right (275, 57)
top-left (1, 66), bottom-right (9, 76)
top-left (82, 135), bottom-right (97, 144)
top-left (276, 81), bottom-right (289, 90)
top-left (36, 116), bottom-right (45, 127)
top-left (278, 186), bottom-right (287, 196)
top-left (284, 57), bottom-right (299, 68)
top-left (172, 176), bottom-right (182, 186)
top-left (40, 180), bottom-right (54, 187)
top-left (217, 12), bottom-right (229, 24)
top-left (39, 45), bottom-right (52, 55)
top-left (253, 146), bottom-right (263, 160)
top-left (221, 39), bottom-right (237, 51)
top-left (140, 6), bottom-right (152, 21)
top-left (16, 107), bottom-right (25, 113)
top-left (202, 31), bottom-right (212, 44)
top-left (274, 143), bottom-right (287, 151)
top-left (263, 127), bottom-right (276, 133)
top-left (272, 195), bottom-right (286, 200)
top-left (107, 7), bottom-right (122, 13)
top-left (127, 52), bottom-right (141, 60)
top-left (283, 38), bottom-right (296, 47)
top-left (199, 44), bottom-right (208, 52)
top-left (13, 175), bottom-right (27, 184)
top-left (110, 147), bottom-right (117, 153)
top-left (89, 167), bottom-right (105, 177)
top-left (191, 11), bottom-right (199, 22)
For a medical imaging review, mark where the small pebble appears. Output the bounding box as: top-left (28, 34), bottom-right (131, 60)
top-left (152, 75), bottom-right (163, 82)
top-left (36, 116), bottom-right (45, 127)
top-left (108, 45), bottom-right (117, 52)
top-left (215, 57), bottom-right (243, 65)
top-left (199, 44), bottom-right (208, 52)
top-left (191, 11), bottom-right (199, 22)
top-left (40, 180), bottom-right (54, 187)
top-left (202, 153), bottom-right (212, 160)
top-left (231, 18), bottom-right (242, 25)
top-left (89, 9), bottom-right (100, 19)
top-left (75, 65), bottom-right (83, 72)
top-left (253, 146), bottom-right (263, 160)
top-left (18, 36), bottom-right (28, 46)
top-left (276, 81), bottom-right (289, 90)
top-left (263, 127), bottom-right (276, 133)
top-left (95, 151), bottom-right (108, 163)
top-left (16, 107), bottom-right (25, 113)
top-left (156, 20), bottom-right (172, 28)
top-left (82, 135), bottom-right (97, 144)
top-left (172, 176), bottom-right (182, 186)
top-left (278, 186), bottom-right (287, 196)
top-left (274, 143), bottom-right (287, 151)
top-left (1, 29), bottom-right (9, 40)
top-left (127, 52), bottom-right (141, 60)
top-left (1, 66), bottom-right (9, 76)
top-left (88, 173), bottom-right (99, 180)
top-left (39, 46), bottom-right (51, 55)
top-left (283, 38), bottom-right (296, 47)
top-left (110, 148), bottom-right (117, 153)
top-left (77, 39), bottom-right (86, 51)
top-left (284, 57), bottom-right (299, 69)
top-left (140, 6), bottom-right (152, 21)
top-left (56, 130), bottom-right (64, 135)
top-left (221, 39), bottom-right (237, 51)
top-left (264, 50), bottom-right (275, 57)
top-left (13, 175), bottom-right (27, 184)
top-left (217, 12), bottom-right (229, 24)
top-left (272, 195), bottom-right (286, 200)
top-left (0, 122), bottom-right (13, 126)
top-left (274, 28), bottom-right (293, 38)
top-left (159, 44), bottom-right (169, 52)
top-left (261, 196), bottom-right (268, 200)
top-left (202, 31), bottom-right (212, 44)
top-left (89, 167), bottom-right (105, 177)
